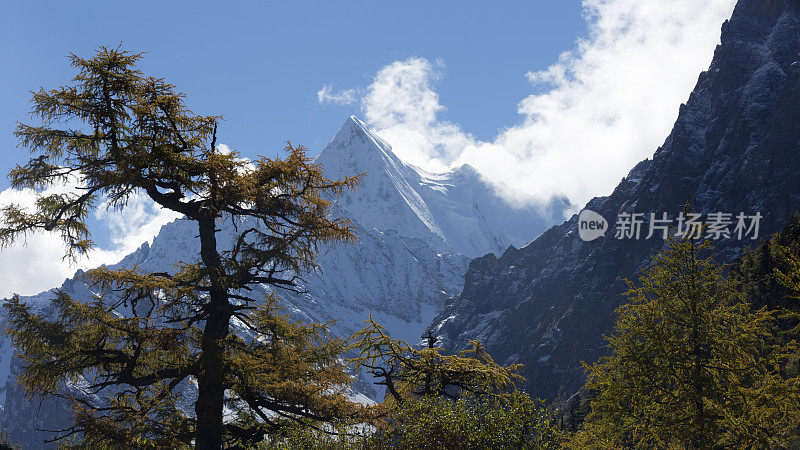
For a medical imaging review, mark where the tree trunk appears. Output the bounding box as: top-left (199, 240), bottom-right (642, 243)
top-left (195, 216), bottom-right (230, 449)
top-left (688, 240), bottom-right (706, 449)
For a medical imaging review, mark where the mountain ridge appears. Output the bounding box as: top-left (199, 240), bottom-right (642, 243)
top-left (430, 0), bottom-right (800, 401)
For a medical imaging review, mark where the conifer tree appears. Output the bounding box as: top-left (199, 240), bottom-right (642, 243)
top-left (349, 318), bottom-right (522, 407)
top-left (570, 235), bottom-right (800, 448)
top-left (0, 46), bottom-right (366, 449)
top-left (733, 213), bottom-right (800, 313)
top-left (347, 318), bottom-right (553, 448)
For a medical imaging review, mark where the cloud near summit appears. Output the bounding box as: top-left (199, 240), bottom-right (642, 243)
top-left (318, 0), bottom-right (737, 208)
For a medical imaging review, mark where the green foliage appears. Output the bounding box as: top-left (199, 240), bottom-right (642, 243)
top-left (4, 290), bottom-right (196, 447)
top-left (262, 319), bottom-right (562, 450)
top-left (570, 235), bottom-right (800, 448)
top-left (264, 424), bottom-right (371, 450)
top-left (310, 319), bottom-right (562, 449)
top-left (552, 390), bottom-right (592, 434)
top-left (733, 213), bottom-right (800, 314)
top-left (348, 318), bottom-right (522, 408)
top-left (267, 391), bottom-right (562, 450)
top-left (368, 391), bottom-right (562, 450)
top-left (733, 212), bottom-right (800, 378)
top-left (776, 247), bottom-right (800, 334)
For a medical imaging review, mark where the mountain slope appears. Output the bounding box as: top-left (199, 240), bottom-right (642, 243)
top-left (0, 117), bottom-right (569, 447)
top-left (430, 0), bottom-right (800, 401)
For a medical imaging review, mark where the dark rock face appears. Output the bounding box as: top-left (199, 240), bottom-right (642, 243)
top-left (0, 357), bottom-right (73, 449)
top-left (430, 0), bottom-right (800, 401)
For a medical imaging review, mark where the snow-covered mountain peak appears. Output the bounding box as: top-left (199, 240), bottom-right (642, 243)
top-left (317, 116), bottom-right (402, 177)
top-left (317, 117), bottom-right (448, 251)
top-left (451, 163), bottom-right (480, 178)
top-left (339, 115), bottom-right (388, 149)
top-left (316, 117), bottom-right (572, 257)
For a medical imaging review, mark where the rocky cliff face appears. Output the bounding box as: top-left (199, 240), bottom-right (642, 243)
top-left (430, 0), bottom-right (800, 401)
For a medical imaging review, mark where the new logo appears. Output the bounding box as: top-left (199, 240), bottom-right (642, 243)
top-left (578, 209), bottom-right (608, 242)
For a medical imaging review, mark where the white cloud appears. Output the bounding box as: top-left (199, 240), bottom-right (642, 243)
top-left (361, 58), bottom-right (472, 173)
top-left (88, 192), bottom-right (182, 268)
top-left (330, 0), bottom-right (737, 208)
top-left (317, 85), bottom-right (359, 105)
top-left (0, 184), bottom-right (180, 299)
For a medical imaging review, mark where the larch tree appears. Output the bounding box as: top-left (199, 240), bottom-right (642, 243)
top-left (733, 213), bottom-right (800, 313)
top-left (0, 47), bottom-right (367, 449)
top-left (570, 235), bottom-right (800, 448)
top-left (345, 319), bottom-right (563, 449)
top-left (349, 318), bottom-right (523, 408)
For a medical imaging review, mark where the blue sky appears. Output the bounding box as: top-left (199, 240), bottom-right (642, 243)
top-left (0, 0), bottom-right (584, 190)
top-left (0, 0), bottom-right (737, 297)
